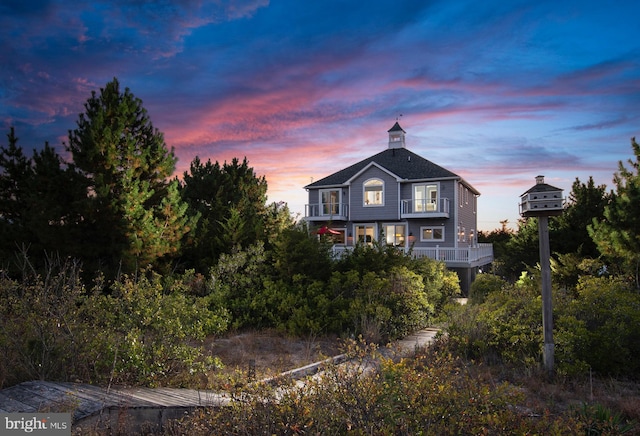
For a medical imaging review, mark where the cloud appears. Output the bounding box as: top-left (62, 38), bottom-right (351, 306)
top-left (2, 0), bottom-right (640, 231)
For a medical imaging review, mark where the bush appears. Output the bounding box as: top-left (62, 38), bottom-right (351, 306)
top-left (0, 257), bottom-right (85, 387)
top-left (0, 261), bottom-right (229, 388)
top-left (76, 270), bottom-right (228, 386)
top-left (445, 279), bottom-right (543, 367)
top-left (165, 339), bottom-right (585, 435)
top-left (469, 273), bottom-right (506, 304)
top-left (568, 276), bottom-right (640, 377)
top-left (445, 272), bottom-right (640, 379)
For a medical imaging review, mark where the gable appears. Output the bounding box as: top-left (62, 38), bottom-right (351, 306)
top-left (345, 161), bottom-right (402, 184)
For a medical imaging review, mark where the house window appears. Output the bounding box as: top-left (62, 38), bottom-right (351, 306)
top-left (384, 224), bottom-right (406, 246)
top-left (420, 226), bottom-right (444, 242)
top-left (355, 224), bottom-right (376, 245)
top-left (320, 189), bottom-right (340, 215)
top-left (414, 183), bottom-right (438, 212)
top-left (364, 179), bottom-right (384, 206)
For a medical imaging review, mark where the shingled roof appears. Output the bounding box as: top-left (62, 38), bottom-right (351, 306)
top-left (520, 176), bottom-right (563, 196)
top-left (388, 121), bottom-right (405, 133)
top-left (305, 147), bottom-right (460, 188)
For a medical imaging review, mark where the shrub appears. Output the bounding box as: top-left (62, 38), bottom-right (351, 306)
top-left (0, 261), bottom-right (228, 388)
top-left (468, 273), bottom-right (506, 304)
top-left (165, 339), bottom-right (584, 435)
top-left (0, 257), bottom-right (85, 387)
top-left (410, 255), bottom-right (461, 311)
top-left (568, 276), bottom-right (640, 378)
top-left (76, 270), bottom-right (228, 386)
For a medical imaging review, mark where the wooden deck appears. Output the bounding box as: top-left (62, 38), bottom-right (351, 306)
top-left (0, 380), bottom-right (230, 432)
top-left (0, 328), bottom-right (439, 433)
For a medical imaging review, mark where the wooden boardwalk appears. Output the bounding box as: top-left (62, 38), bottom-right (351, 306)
top-left (0, 328), bottom-right (439, 432)
top-left (0, 380), bottom-right (230, 432)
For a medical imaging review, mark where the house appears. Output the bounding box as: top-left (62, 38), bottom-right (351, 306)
top-left (304, 122), bottom-right (493, 294)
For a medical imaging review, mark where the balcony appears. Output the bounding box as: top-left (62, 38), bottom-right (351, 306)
top-left (410, 243), bottom-right (493, 268)
top-left (401, 198), bottom-right (450, 218)
top-left (332, 243), bottom-right (493, 268)
top-left (305, 203), bottom-right (349, 221)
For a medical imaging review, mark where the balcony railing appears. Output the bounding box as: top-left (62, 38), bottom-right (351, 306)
top-left (410, 243), bottom-right (493, 267)
top-left (401, 198), bottom-right (450, 218)
top-left (332, 243), bottom-right (493, 267)
top-left (305, 203), bottom-right (349, 221)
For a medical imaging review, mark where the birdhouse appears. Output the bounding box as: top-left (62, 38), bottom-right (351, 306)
top-left (519, 175), bottom-right (564, 217)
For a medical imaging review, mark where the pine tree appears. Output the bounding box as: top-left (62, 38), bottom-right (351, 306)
top-left (27, 142), bottom-right (89, 255)
top-left (0, 130), bottom-right (87, 266)
top-left (180, 156), bottom-right (268, 271)
top-left (0, 128), bottom-right (33, 257)
top-left (555, 176), bottom-right (609, 258)
top-left (588, 137), bottom-right (640, 288)
top-left (66, 78), bottom-right (195, 272)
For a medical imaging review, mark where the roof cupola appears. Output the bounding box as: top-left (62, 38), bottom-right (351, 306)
top-left (388, 121), bottom-right (406, 149)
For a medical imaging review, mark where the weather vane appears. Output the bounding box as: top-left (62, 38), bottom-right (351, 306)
top-left (395, 113), bottom-right (403, 121)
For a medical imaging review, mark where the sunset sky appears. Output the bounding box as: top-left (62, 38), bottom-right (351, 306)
top-left (2, 1), bottom-right (639, 231)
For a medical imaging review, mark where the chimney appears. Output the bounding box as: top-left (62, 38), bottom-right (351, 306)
top-left (536, 175), bottom-right (545, 184)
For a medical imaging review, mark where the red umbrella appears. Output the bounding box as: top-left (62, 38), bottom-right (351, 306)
top-left (316, 225), bottom-right (340, 235)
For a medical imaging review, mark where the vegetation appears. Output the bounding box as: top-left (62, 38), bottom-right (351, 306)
top-left (164, 339), bottom-right (638, 435)
top-left (179, 156), bottom-right (274, 271)
top-left (589, 138), bottom-right (640, 288)
top-left (0, 258), bottom-right (227, 388)
top-left (66, 78), bottom-right (195, 274)
top-left (2, 79), bottom-right (640, 433)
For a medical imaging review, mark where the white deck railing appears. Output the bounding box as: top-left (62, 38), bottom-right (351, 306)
top-left (332, 243), bottom-right (493, 266)
top-left (305, 203), bottom-right (349, 220)
top-left (401, 198), bottom-right (450, 215)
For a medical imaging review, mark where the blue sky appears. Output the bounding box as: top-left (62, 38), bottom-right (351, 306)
top-left (1, 0), bottom-right (639, 231)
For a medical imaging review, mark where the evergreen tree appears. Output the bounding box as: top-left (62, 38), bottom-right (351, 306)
top-left (555, 176), bottom-right (609, 258)
top-left (180, 156), bottom-right (268, 271)
top-left (478, 220), bottom-right (513, 277)
top-left (66, 78), bottom-right (194, 272)
top-left (589, 137), bottom-right (640, 288)
top-left (26, 142), bottom-right (88, 256)
top-left (263, 200), bottom-right (296, 250)
top-left (502, 217), bottom-right (543, 281)
top-left (0, 129), bottom-right (86, 266)
top-left (0, 128), bottom-right (33, 259)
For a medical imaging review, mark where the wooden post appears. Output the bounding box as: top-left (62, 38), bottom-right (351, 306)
top-left (538, 216), bottom-right (554, 375)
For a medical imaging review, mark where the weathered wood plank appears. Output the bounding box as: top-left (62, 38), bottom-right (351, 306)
top-left (0, 383), bottom-right (55, 412)
top-left (0, 391), bottom-right (37, 413)
top-left (58, 382), bottom-right (157, 407)
top-left (120, 387), bottom-right (224, 407)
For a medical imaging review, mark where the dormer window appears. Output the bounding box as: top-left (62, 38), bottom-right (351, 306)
top-left (364, 178), bottom-right (384, 206)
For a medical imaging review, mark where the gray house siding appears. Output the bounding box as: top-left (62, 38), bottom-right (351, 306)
top-left (408, 218), bottom-right (457, 248)
top-left (400, 178), bottom-right (457, 247)
top-left (456, 181), bottom-right (478, 247)
top-left (349, 166), bottom-right (399, 221)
